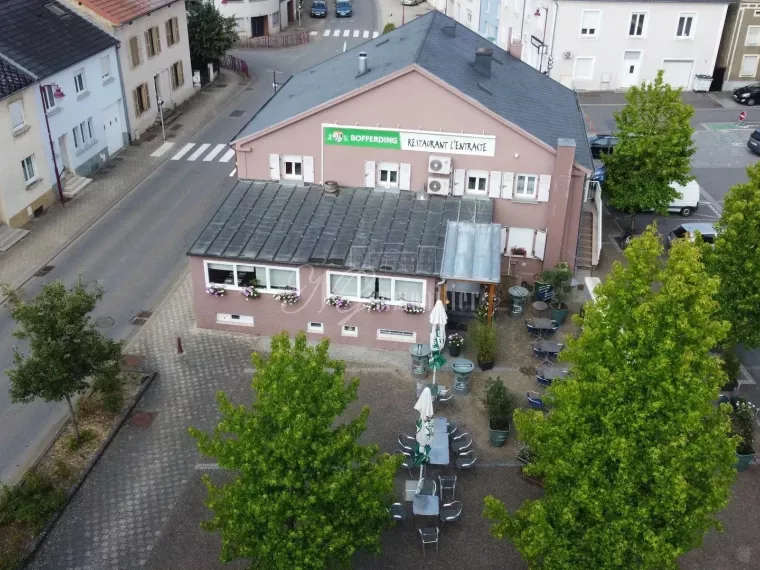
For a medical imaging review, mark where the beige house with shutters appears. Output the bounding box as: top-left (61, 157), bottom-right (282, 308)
top-left (59, 0), bottom-right (194, 140)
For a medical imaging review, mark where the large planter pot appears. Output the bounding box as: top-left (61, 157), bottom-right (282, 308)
top-left (533, 280), bottom-right (553, 302)
top-left (721, 379), bottom-right (739, 392)
top-left (449, 345), bottom-right (461, 357)
top-left (489, 423), bottom-right (510, 447)
top-left (478, 358), bottom-right (495, 371)
top-left (550, 303), bottom-right (570, 324)
top-left (736, 448), bottom-right (756, 472)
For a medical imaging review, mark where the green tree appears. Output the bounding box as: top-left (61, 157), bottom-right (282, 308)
top-left (189, 332), bottom-right (400, 570)
top-left (709, 161), bottom-right (760, 349)
top-left (602, 70), bottom-right (696, 229)
top-left (382, 23), bottom-right (396, 34)
top-left (187, 0), bottom-right (238, 68)
top-left (484, 226), bottom-right (737, 570)
top-left (2, 280), bottom-right (122, 442)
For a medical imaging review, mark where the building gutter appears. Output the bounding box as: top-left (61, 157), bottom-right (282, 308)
top-left (112, 42), bottom-right (133, 141)
top-left (549, 0), bottom-right (559, 78)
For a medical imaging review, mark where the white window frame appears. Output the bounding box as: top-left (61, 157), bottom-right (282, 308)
top-left (326, 271), bottom-right (426, 307)
top-left (341, 325), bottom-right (358, 337)
top-left (21, 155), bottom-right (37, 186)
top-left (234, 17), bottom-right (246, 33)
top-left (307, 322), bottom-right (324, 333)
top-left (282, 155), bottom-right (303, 180)
top-left (465, 170), bottom-right (489, 195)
top-left (746, 26), bottom-right (760, 46)
top-left (573, 56), bottom-right (595, 80)
top-left (203, 260), bottom-right (300, 293)
top-left (755, 9), bottom-right (760, 17)
top-left (676, 13), bottom-right (696, 39)
top-left (514, 174), bottom-right (538, 200)
top-left (740, 54), bottom-right (760, 78)
top-left (41, 85), bottom-right (56, 112)
top-left (579, 10), bottom-right (601, 38)
top-left (100, 55), bottom-right (111, 82)
top-left (216, 313), bottom-right (254, 326)
top-left (377, 162), bottom-right (399, 188)
top-left (628, 12), bottom-right (647, 38)
top-left (73, 118), bottom-right (94, 150)
top-left (9, 100), bottom-right (25, 132)
top-left (377, 329), bottom-right (417, 343)
top-left (74, 69), bottom-right (86, 94)
top-left (467, 9), bottom-right (472, 23)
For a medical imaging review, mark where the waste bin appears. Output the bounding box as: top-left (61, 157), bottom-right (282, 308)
top-left (409, 344), bottom-right (431, 381)
top-left (693, 74), bottom-right (712, 93)
top-left (452, 358), bottom-right (475, 394)
top-left (509, 286), bottom-right (530, 317)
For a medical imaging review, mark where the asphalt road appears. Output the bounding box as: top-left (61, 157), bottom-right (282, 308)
top-left (0, 11), bottom-right (380, 485)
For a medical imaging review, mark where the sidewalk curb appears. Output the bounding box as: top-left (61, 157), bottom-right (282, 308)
top-left (0, 70), bottom-right (254, 309)
top-left (21, 372), bottom-right (159, 569)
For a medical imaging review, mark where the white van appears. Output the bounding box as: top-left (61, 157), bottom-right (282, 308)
top-left (668, 180), bottom-right (700, 217)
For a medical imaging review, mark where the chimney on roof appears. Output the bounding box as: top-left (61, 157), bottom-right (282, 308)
top-left (443, 23), bottom-right (457, 37)
top-left (473, 47), bottom-right (493, 77)
top-left (358, 52), bottom-right (368, 75)
top-left (508, 41), bottom-right (523, 59)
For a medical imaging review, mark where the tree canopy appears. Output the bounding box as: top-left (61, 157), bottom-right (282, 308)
top-left (2, 280), bottom-right (122, 439)
top-left (189, 332), bottom-right (400, 570)
top-left (709, 161), bottom-right (760, 349)
top-left (602, 70), bottom-right (696, 229)
top-left (484, 226), bottom-right (737, 569)
top-left (187, 0), bottom-right (238, 67)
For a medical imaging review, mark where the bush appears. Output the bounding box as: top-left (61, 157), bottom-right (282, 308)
top-left (484, 377), bottom-right (516, 431)
top-left (730, 397), bottom-right (757, 455)
top-left (0, 473), bottom-right (64, 532)
top-left (94, 369), bottom-right (124, 413)
top-left (68, 429), bottom-right (96, 451)
top-left (382, 23), bottom-right (396, 34)
top-left (472, 320), bottom-right (497, 363)
top-left (721, 349), bottom-right (741, 390)
top-left (541, 262), bottom-right (573, 308)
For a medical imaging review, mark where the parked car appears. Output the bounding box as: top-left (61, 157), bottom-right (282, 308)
top-left (667, 222), bottom-right (717, 248)
top-left (335, 0), bottom-right (352, 16)
top-left (747, 128), bottom-right (760, 155)
top-left (733, 84), bottom-right (760, 106)
top-left (587, 133), bottom-right (619, 158)
top-left (590, 169), bottom-right (699, 217)
top-left (310, 0), bottom-right (327, 16)
top-left (401, 0), bottom-right (425, 5)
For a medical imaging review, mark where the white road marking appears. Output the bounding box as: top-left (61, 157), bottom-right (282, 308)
top-left (171, 143), bottom-right (195, 160)
top-left (363, 30), bottom-right (369, 38)
top-left (187, 143), bottom-right (210, 161)
top-left (343, 29), bottom-right (350, 37)
top-left (310, 30), bottom-right (318, 35)
top-left (203, 144), bottom-right (226, 162)
top-left (343, 41), bottom-right (347, 52)
top-left (372, 31), bottom-right (379, 38)
top-left (230, 168), bottom-right (237, 177)
top-left (353, 29), bottom-right (359, 37)
top-left (150, 141), bottom-right (175, 157)
top-left (324, 29), bottom-right (331, 36)
top-left (219, 148), bottom-right (235, 163)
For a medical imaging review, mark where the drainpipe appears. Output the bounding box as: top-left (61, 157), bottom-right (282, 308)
top-left (436, 279), bottom-right (447, 306)
top-left (40, 85), bottom-right (65, 205)
top-left (112, 42), bottom-right (133, 142)
top-left (548, 0), bottom-right (559, 77)
top-left (519, 0), bottom-right (527, 41)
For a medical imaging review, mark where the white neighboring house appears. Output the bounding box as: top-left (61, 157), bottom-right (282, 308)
top-left (432, 0), bottom-right (483, 34)
top-left (216, 0), bottom-right (295, 38)
top-left (59, 0), bottom-right (194, 140)
top-left (492, 0), bottom-right (554, 70)
top-left (0, 0), bottom-right (128, 202)
top-left (549, 0), bottom-right (730, 91)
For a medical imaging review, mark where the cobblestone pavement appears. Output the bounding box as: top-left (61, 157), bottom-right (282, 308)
top-left (0, 70), bottom-right (250, 298)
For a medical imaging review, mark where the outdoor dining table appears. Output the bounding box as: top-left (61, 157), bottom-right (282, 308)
top-left (540, 363), bottom-right (569, 381)
top-left (429, 417), bottom-right (451, 465)
top-left (536, 340), bottom-right (563, 361)
top-left (532, 318), bottom-right (556, 337)
top-left (413, 493), bottom-right (440, 516)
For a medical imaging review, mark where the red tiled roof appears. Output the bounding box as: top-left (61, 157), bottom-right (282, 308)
top-left (76, 0), bottom-right (176, 24)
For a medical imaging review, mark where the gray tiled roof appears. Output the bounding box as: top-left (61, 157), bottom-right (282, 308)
top-left (0, 58), bottom-right (34, 100)
top-left (0, 0), bottom-right (117, 80)
top-left (233, 11), bottom-right (593, 170)
top-left (188, 182), bottom-right (494, 277)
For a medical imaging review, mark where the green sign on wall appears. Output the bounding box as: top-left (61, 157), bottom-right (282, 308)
top-left (323, 126), bottom-right (401, 149)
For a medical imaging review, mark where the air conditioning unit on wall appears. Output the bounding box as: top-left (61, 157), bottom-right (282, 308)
top-left (427, 177), bottom-right (451, 196)
top-left (428, 155), bottom-right (452, 175)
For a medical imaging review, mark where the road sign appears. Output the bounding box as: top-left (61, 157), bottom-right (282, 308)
top-left (739, 111), bottom-right (746, 122)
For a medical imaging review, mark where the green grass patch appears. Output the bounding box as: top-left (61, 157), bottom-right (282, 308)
top-left (67, 428), bottom-right (97, 452)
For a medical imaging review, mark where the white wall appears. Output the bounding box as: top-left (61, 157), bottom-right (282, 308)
top-left (215, 0), bottom-right (283, 35)
top-left (450, 0), bottom-right (482, 33)
top-left (42, 45), bottom-right (127, 177)
top-left (550, 1), bottom-right (728, 90)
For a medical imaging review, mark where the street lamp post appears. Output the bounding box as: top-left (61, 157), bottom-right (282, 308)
top-left (39, 84), bottom-right (66, 205)
top-left (157, 98), bottom-right (166, 141)
top-left (534, 6), bottom-right (549, 73)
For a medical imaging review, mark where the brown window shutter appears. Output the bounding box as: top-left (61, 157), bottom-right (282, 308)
top-left (141, 84), bottom-right (150, 110)
top-left (174, 18), bottom-right (179, 43)
top-left (165, 20), bottom-right (171, 44)
top-left (132, 87), bottom-right (140, 115)
top-left (178, 62), bottom-right (184, 86)
top-left (130, 37), bottom-right (139, 67)
top-left (154, 27), bottom-right (161, 54)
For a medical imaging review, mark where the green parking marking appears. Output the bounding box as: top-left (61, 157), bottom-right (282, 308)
top-left (702, 122), bottom-right (757, 131)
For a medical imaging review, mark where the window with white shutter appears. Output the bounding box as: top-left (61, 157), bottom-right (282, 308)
top-left (303, 156), bottom-right (315, 183)
top-left (501, 172), bottom-right (514, 199)
top-left (537, 175), bottom-right (552, 202)
top-left (580, 10), bottom-right (600, 37)
top-left (452, 169), bottom-right (465, 196)
top-left (488, 171), bottom-right (501, 198)
top-left (399, 163), bottom-right (411, 190)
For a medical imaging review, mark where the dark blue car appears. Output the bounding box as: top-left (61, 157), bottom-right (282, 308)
top-left (336, 0), bottom-right (352, 17)
top-left (310, 0), bottom-right (327, 17)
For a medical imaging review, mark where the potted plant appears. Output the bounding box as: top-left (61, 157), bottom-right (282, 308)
top-left (483, 377), bottom-right (516, 447)
top-left (730, 397), bottom-right (757, 471)
top-left (532, 273), bottom-right (553, 302)
top-left (541, 262), bottom-right (572, 324)
top-left (515, 443), bottom-right (544, 487)
top-left (447, 333), bottom-right (464, 357)
top-left (720, 348), bottom-right (741, 392)
top-left (206, 284), bottom-right (225, 297)
top-left (473, 320), bottom-right (497, 371)
top-left (510, 246), bottom-right (527, 256)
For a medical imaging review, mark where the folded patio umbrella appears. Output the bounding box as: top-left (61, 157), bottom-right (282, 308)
top-left (413, 387), bottom-right (435, 480)
top-left (428, 299), bottom-right (448, 385)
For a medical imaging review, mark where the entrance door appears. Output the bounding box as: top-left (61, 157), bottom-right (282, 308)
top-left (57, 134), bottom-right (70, 174)
top-left (251, 16), bottom-right (266, 37)
top-left (102, 100), bottom-right (124, 156)
top-left (661, 59), bottom-right (693, 89)
top-left (620, 51), bottom-right (642, 88)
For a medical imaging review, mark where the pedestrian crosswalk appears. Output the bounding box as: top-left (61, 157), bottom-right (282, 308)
top-left (150, 142), bottom-right (236, 164)
top-left (323, 29), bottom-right (379, 39)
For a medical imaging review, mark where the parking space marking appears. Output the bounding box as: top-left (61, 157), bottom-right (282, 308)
top-left (372, 31), bottom-right (379, 38)
top-left (324, 29), bottom-right (331, 36)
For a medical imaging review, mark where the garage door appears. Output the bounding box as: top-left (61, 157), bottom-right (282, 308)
top-left (101, 100), bottom-right (124, 157)
top-left (662, 60), bottom-right (694, 89)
